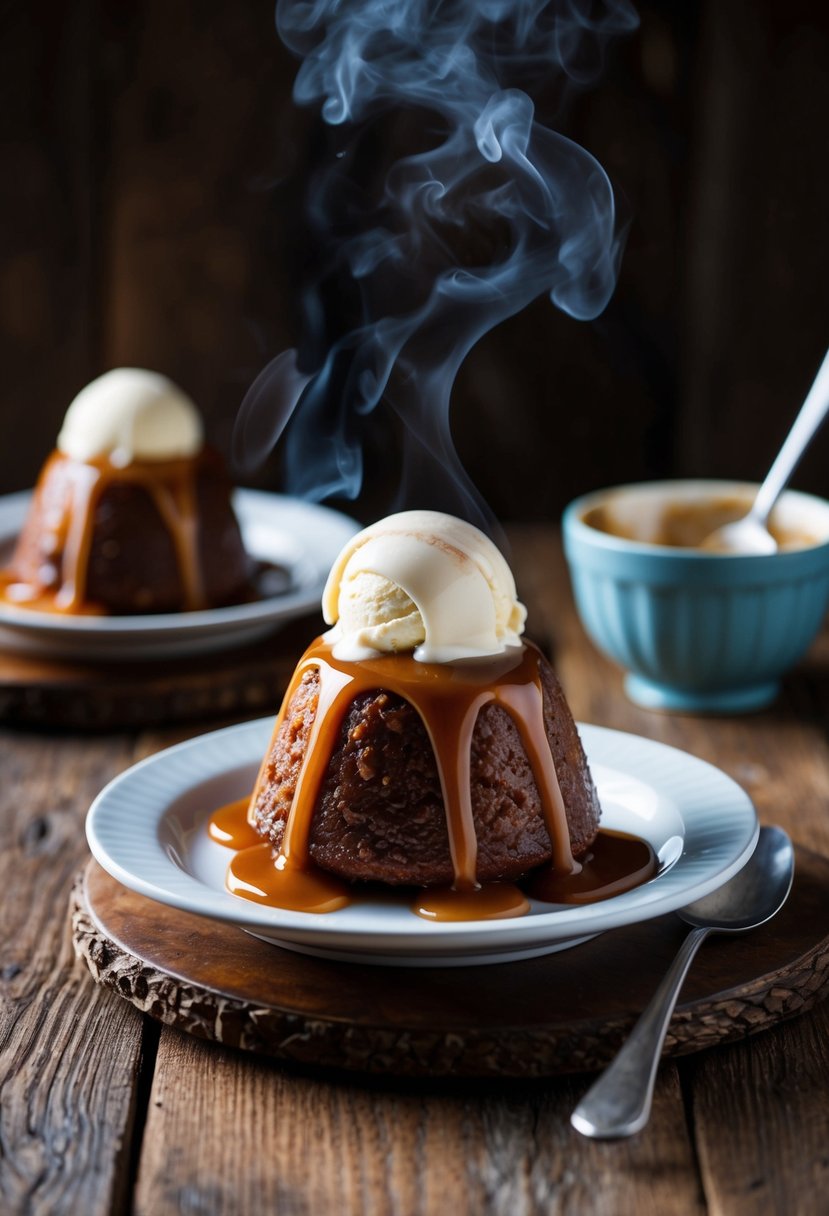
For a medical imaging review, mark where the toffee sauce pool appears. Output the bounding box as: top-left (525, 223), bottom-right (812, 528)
top-left (208, 640), bottom-right (657, 922)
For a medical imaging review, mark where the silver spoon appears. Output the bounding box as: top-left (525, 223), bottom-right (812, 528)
top-left (571, 825), bottom-right (795, 1139)
top-left (701, 348), bottom-right (829, 553)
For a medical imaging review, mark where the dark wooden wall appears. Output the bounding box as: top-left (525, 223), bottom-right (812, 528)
top-left (2, 1), bottom-right (827, 523)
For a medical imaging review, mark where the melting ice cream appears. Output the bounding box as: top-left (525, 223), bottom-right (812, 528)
top-left (321, 510), bottom-right (527, 663)
top-left (58, 368), bottom-right (204, 467)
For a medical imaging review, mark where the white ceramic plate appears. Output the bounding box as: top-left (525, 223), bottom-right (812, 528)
top-left (86, 719), bottom-right (759, 967)
top-left (0, 490), bottom-right (358, 659)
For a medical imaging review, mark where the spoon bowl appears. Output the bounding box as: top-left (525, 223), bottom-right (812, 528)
top-left (571, 826), bottom-right (794, 1139)
top-left (699, 514), bottom-right (778, 556)
top-left (680, 825), bottom-right (794, 931)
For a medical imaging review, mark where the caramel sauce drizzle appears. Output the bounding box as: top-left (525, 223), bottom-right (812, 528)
top-left (267, 638), bottom-right (578, 890)
top-left (414, 882), bottom-right (531, 921)
top-left (524, 829), bottom-right (656, 905)
top-left (2, 450), bottom-right (205, 613)
top-left (209, 638), bottom-right (658, 922)
top-left (227, 843), bottom-right (351, 913)
top-left (208, 796), bottom-right (260, 850)
top-left (211, 797), bottom-right (657, 921)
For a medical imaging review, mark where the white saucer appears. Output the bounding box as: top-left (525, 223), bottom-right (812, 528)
top-left (0, 490), bottom-right (358, 660)
top-left (86, 718), bottom-right (759, 967)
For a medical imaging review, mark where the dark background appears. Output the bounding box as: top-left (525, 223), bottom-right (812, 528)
top-left (2, 0), bottom-right (828, 524)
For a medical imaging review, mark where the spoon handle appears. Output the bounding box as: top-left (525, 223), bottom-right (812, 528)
top-left (571, 924), bottom-right (710, 1139)
top-left (752, 346), bottom-right (829, 524)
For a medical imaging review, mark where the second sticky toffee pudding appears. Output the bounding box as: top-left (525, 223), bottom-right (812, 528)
top-left (3, 369), bottom-right (254, 615)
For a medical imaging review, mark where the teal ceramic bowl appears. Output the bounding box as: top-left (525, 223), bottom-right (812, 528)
top-left (562, 480), bottom-right (829, 712)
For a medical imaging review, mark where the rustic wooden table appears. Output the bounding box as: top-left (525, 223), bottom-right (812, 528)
top-left (2, 526), bottom-right (828, 1216)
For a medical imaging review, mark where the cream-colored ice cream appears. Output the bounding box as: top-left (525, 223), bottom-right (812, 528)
top-left (57, 368), bottom-right (203, 466)
top-left (322, 510), bottom-right (527, 663)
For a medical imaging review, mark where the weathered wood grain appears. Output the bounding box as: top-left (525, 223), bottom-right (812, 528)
top-left (676, 0), bottom-right (829, 497)
top-left (98, 0), bottom-right (303, 466)
top-left (0, 730), bottom-right (144, 1216)
top-left (123, 526), bottom-right (702, 1214)
top-left (132, 1029), bottom-right (703, 1216)
top-left (690, 1001), bottom-right (829, 1216)
top-left (513, 525), bottom-right (829, 1209)
top-left (3, 0), bottom-right (828, 516)
top-left (72, 851), bottom-right (829, 1078)
top-left (0, 0), bottom-right (101, 493)
top-left (5, 522), bottom-right (829, 1216)
top-left (0, 613), bottom-right (315, 730)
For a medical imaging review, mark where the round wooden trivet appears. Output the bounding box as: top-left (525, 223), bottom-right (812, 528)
top-left (71, 850), bottom-right (829, 1078)
top-left (0, 614), bottom-right (318, 729)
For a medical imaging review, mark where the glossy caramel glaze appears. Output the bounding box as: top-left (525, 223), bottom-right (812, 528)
top-left (261, 639), bottom-right (578, 891)
top-left (209, 639), bottom-right (653, 921)
top-left (3, 450), bottom-right (209, 613)
top-left (210, 797), bottom-right (658, 921)
top-left (414, 883), bottom-right (531, 921)
top-left (524, 829), bottom-right (657, 904)
top-left (208, 797), bottom-right (260, 850)
top-left (227, 843), bottom-right (351, 912)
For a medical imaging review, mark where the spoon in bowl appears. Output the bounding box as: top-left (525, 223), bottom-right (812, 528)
top-left (570, 825), bottom-right (795, 1139)
top-left (701, 348), bottom-right (829, 554)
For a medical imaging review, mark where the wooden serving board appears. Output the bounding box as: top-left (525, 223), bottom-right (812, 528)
top-left (72, 849), bottom-right (829, 1078)
top-left (0, 614), bottom-right (319, 728)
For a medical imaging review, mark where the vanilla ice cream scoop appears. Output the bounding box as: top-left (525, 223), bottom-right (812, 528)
top-left (322, 510), bottom-right (527, 663)
top-left (57, 368), bottom-right (203, 466)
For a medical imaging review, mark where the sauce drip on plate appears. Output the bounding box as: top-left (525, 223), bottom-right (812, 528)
top-left (208, 640), bottom-right (658, 922)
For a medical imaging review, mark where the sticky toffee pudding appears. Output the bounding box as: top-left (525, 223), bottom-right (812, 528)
top-left (2, 369), bottom-right (254, 615)
top-left (209, 512), bottom-right (657, 923)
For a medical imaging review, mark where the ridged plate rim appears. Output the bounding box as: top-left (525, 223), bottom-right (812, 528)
top-left (85, 717), bottom-right (759, 960)
top-left (0, 490), bottom-right (359, 658)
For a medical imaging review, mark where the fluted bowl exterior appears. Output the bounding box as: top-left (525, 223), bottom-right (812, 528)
top-left (563, 481), bottom-right (829, 711)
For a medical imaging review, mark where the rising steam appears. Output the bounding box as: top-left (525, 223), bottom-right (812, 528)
top-left (236, 0), bottom-right (638, 527)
